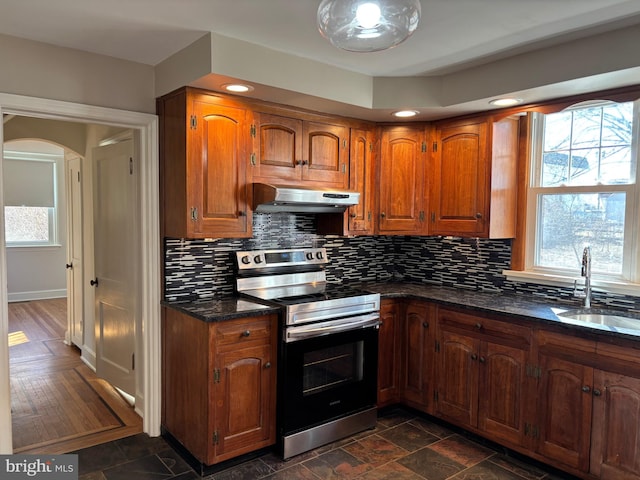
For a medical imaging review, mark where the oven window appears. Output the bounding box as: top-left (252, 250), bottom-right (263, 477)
top-left (303, 341), bottom-right (364, 396)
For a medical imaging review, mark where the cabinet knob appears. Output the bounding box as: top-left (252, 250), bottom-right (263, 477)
top-left (582, 386), bottom-right (591, 393)
top-left (380, 212), bottom-right (386, 218)
top-left (593, 388), bottom-right (602, 396)
top-left (475, 212), bottom-right (483, 219)
top-left (475, 322), bottom-right (483, 330)
top-left (238, 211), bottom-right (245, 217)
top-left (241, 330), bottom-right (251, 337)
top-left (350, 213), bottom-right (357, 218)
top-left (422, 321), bottom-right (429, 328)
top-left (471, 354), bottom-right (478, 361)
top-left (264, 362), bottom-right (271, 369)
top-left (479, 356), bottom-right (486, 363)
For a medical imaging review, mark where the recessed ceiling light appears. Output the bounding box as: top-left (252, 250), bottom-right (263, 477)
top-left (222, 83), bottom-right (254, 93)
top-left (393, 110), bottom-right (419, 118)
top-left (489, 98), bottom-right (522, 107)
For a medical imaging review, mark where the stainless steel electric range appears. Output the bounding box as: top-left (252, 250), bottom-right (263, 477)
top-left (235, 248), bottom-right (380, 459)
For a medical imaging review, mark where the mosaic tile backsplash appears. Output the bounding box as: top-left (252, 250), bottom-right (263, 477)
top-left (164, 213), bottom-right (640, 311)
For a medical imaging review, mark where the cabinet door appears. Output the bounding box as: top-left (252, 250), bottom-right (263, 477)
top-left (253, 113), bottom-right (303, 184)
top-left (214, 343), bottom-right (275, 462)
top-left (302, 121), bottom-right (349, 187)
top-left (536, 354), bottom-right (593, 472)
top-left (478, 341), bottom-right (527, 447)
top-left (378, 126), bottom-right (426, 234)
top-left (377, 299), bottom-right (402, 406)
top-left (402, 301), bottom-right (432, 410)
top-left (188, 97), bottom-right (250, 237)
top-left (430, 120), bottom-right (488, 236)
top-left (591, 371), bottom-right (640, 479)
top-left (435, 328), bottom-right (479, 427)
top-left (347, 127), bottom-right (375, 234)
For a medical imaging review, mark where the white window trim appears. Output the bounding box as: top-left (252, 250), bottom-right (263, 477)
top-left (504, 102), bottom-right (640, 298)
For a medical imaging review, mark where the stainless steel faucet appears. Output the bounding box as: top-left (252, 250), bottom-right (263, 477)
top-left (574, 246), bottom-right (592, 308)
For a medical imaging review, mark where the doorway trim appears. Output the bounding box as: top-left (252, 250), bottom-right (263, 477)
top-left (0, 93), bottom-right (160, 453)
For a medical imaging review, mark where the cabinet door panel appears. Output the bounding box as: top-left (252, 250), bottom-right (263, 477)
top-left (214, 344), bottom-right (274, 461)
top-left (591, 371), bottom-right (640, 479)
top-left (254, 113), bottom-right (302, 183)
top-left (302, 122), bottom-right (349, 187)
top-left (189, 99), bottom-right (249, 236)
top-left (537, 354), bottom-right (592, 472)
top-left (431, 121), bottom-right (487, 235)
top-left (378, 300), bottom-right (402, 406)
top-left (402, 302), bottom-right (430, 408)
top-left (436, 330), bottom-right (479, 426)
top-left (378, 126), bottom-right (425, 234)
top-left (348, 128), bottom-right (374, 234)
top-left (478, 341), bottom-right (526, 446)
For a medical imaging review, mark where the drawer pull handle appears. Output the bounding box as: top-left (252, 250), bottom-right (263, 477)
top-left (475, 323), bottom-right (482, 330)
top-left (242, 330), bottom-right (251, 337)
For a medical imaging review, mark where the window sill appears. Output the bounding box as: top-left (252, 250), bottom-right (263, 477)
top-left (6, 243), bottom-right (63, 250)
top-left (502, 269), bottom-right (640, 298)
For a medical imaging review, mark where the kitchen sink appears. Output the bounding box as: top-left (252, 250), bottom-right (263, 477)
top-left (556, 309), bottom-right (640, 332)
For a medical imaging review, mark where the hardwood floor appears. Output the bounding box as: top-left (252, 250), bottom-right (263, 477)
top-left (8, 298), bottom-right (142, 454)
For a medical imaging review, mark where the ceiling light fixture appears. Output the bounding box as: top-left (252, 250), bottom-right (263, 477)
top-left (317, 0), bottom-right (421, 53)
top-left (393, 110), bottom-right (419, 118)
top-left (222, 83), bottom-right (254, 93)
top-left (489, 98), bottom-right (522, 107)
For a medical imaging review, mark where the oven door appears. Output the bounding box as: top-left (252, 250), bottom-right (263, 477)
top-left (279, 316), bottom-right (379, 436)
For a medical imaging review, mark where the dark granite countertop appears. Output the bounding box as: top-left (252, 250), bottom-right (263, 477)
top-left (163, 297), bottom-right (279, 322)
top-left (358, 282), bottom-right (640, 342)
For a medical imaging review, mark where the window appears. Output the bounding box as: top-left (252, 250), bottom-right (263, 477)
top-left (3, 148), bottom-right (59, 247)
top-left (521, 100), bottom-right (640, 290)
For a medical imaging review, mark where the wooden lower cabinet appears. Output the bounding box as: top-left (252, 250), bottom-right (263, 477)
top-left (435, 307), bottom-right (531, 449)
top-left (377, 299), bottom-right (402, 406)
top-left (162, 307), bottom-right (277, 465)
top-left (535, 330), bottom-right (640, 479)
top-left (401, 301), bottom-right (434, 411)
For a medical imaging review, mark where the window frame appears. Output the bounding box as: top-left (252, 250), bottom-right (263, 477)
top-left (3, 150), bottom-right (61, 248)
top-left (505, 98), bottom-right (640, 297)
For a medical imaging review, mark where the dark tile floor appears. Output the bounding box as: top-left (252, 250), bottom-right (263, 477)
top-left (74, 408), bottom-right (578, 480)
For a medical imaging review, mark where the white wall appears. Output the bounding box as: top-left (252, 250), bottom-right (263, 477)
top-left (0, 34), bottom-right (155, 114)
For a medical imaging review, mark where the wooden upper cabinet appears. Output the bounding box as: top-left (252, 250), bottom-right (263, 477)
top-left (430, 116), bottom-right (518, 238)
top-left (347, 127), bottom-right (375, 234)
top-left (158, 88), bottom-right (251, 239)
top-left (252, 113), bottom-right (349, 188)
top-left (377, 125), bottom-right (428, 235)
top-left (252, 113), bottom-right (302, 183)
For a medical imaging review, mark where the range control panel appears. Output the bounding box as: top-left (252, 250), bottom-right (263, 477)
top-left (236, 248), bottom-right (328, 270)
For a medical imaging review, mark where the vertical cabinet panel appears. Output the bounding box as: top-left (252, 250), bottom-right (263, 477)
top-left (347, 127), bottom-right (375, 234)
top-left (377, 299), bottom-right (402, 407)
top-left (536, 354), bottom-right (593, 472)
top-left (401, 301), bottom-right (432, 410)
top-left (378, 126), bottom-right (426, 234)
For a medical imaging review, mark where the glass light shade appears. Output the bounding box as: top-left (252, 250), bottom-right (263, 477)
top-left (317, 0), bottom-right (421, 52)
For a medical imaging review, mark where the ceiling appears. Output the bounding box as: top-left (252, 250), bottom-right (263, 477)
top-left (3, 0), bottom-right (640, 120)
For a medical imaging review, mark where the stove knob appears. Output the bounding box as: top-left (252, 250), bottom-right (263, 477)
top-left (240, 255), bottom-right (251, 265)
top-left (306, 252), bottom-right (314, 260)
top-left (316, 251), bottom-right (324, 260)
top-left (254, 255), bottom-right (263, 264)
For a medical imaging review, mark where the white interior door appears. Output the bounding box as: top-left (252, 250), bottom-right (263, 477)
top-left (93, 138), bottom-right (137, 396)
top-left (65, 154), bottom-right (84, 347)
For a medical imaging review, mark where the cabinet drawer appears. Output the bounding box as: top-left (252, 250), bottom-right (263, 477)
top-left (215, 317), bottom-right (272, 347)
top-left (438, 307), bottom-right (530, 347)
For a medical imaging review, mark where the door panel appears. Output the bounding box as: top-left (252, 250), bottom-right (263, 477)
top-left (93, 139), bottom-right (136, 396)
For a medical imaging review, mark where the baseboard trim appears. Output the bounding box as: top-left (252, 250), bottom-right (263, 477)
top-left (8, 290), bottom-right (67, 303)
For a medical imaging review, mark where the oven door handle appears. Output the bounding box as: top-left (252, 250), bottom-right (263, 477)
top-left (286, 313), bottom-right (381, 342)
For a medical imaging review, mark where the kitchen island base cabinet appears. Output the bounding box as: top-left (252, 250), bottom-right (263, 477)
top-left (162, 307), bottom-right (277, 465)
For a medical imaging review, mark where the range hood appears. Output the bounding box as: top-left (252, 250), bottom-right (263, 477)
top-left (253, 183), bottom-right (359, 213)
